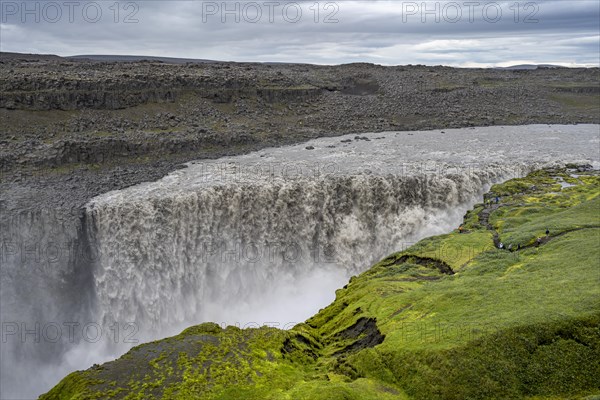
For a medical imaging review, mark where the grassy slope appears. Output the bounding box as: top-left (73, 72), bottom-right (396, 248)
top-left (42, 169), bottom-right (600, 400)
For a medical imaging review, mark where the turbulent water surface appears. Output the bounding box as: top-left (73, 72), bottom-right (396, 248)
top-left (1, 124), bottom-right (599, 398)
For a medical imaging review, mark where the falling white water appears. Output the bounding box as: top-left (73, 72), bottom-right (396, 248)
top-left (88, 171), bottom-right (513, 337)
top-left (1, 124), bottom-right (599, 399)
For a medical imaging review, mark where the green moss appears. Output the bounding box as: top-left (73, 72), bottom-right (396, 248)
top-left (370, 314), bottom-right (600, 400)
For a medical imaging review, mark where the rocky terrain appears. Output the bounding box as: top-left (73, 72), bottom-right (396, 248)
top-left (1, 52), bottom-right (599, 214)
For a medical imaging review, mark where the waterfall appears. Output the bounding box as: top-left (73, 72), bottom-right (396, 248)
top-left (87, 167), bottom-right (519, 337)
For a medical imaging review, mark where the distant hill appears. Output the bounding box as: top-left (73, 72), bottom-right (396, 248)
top-left (67, 54), bottom-right (218, 64)
top-left (0, 53), bottom-right (581, 69)
top-left (495, 64), bottom-right (564, 70)
top-left (0, 52), bottom-right (62, 61)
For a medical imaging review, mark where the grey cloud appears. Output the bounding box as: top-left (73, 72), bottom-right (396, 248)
top-left (0, 0), bottom-right (598, 66)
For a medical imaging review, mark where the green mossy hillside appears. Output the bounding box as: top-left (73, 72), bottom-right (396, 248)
top-left (42, 167), bottom-right (600, 399)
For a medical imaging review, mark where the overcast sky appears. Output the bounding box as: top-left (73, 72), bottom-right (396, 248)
top-left (1, 0), bottom-right (598, 66)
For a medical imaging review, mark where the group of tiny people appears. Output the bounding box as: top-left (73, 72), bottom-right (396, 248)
top-left (458, 227), bottom-right (551, 251)
top-left (483, 195), bottom-right (500, 208)
top-left (456, 192), bottom-right (551, 251)
top-left (498, 228), bottom-right (550, 251)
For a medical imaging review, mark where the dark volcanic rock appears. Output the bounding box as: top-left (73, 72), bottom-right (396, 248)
top-left (333, 317), bottom-right (385, 355)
